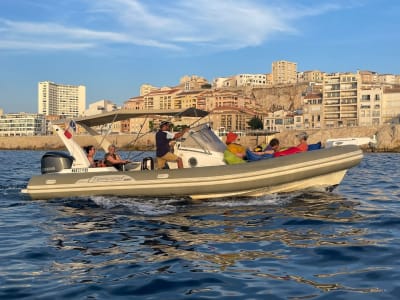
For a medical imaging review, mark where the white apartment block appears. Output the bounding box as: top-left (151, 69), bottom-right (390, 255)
top-left (0, 113), bottom-right (46, 136)
top-left (212, 77), bottom-right (235, 88)
top-left (84, 100), bottom-right (118, 116)
top-left (234, 74), bottom-right (267, 87)
top-left (272, 60), bottom-right (297, 84)
top-left (38, 81), bottom-right (86, 118)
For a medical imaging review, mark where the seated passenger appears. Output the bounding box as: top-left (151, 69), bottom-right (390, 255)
top-left (84, 145), bottom-right (104, 167)
top-left (225, 132), bottom-right (246, 159)
top-left (295, 131), bottom-right (309, 152)
top-left (104, 144), bottom-right (130, 170)
top-left (247, 138), bottom-right (280, 161)
top-left (252, 138), bottom-right (280, 156)
top-left (274, 132), bottom-right (309, 157)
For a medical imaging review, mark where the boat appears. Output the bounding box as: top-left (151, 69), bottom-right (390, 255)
top-left (21, 108), bottom-right (364, 200)
top-left (325, 135), bottom-right (377, 149)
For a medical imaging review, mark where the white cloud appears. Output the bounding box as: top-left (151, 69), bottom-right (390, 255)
top-left (0, 0), bottom-right (348, 52)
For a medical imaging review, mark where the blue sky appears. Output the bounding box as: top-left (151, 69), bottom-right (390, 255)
top-left (1, 0), bottom-right (399, 113)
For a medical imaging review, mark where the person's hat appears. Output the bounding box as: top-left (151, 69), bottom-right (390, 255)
top-left (253, 145), bottom-right (263, 152)
top-left (226, 131), bottom-right (238, 144)
top-left (160, 121), bottom-right (171, 128)
top-left (296, 131), bottom-right (308, 139)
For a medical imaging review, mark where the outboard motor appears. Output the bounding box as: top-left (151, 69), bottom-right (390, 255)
top-left (141, 157), bottom-right (154, 170)
top-left (41, 151), bottom-right (74, 174)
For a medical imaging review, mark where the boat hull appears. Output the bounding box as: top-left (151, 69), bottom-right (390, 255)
top-left (21, 145), bottom-right (363, 200)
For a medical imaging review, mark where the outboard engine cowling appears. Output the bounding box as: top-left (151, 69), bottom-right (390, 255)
top-left (41, 151), bottom-right (74, 174)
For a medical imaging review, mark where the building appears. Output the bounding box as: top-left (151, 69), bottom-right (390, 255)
top-left (178, 75), bottom-right (209, 91)
top-left (234, 74), bottom-right (267, 87)
top-left (84, 100), bottom-right (118, 116)
top-left (0, 113), bottom-right (46, 136)
top-left (302, 93), bottom-right (323, 129)
top-left (358, 86), bottom-right (382, 126)
top-left (382, 88), bottom-right (400, 124)
top-left (298, 70), bottom-right (324, 83)
top-left (272, 60), bottom-right (297, 85)
top-left (38, 81), bottom-right (86, 118)
top-left (322, 72), bottom-right (359, 128)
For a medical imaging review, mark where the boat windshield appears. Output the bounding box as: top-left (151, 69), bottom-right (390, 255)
top-left (179, 123), bottom-right (226, 153)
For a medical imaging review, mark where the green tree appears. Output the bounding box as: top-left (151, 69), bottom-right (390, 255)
top-left (248, 116), bottom-right (263, 130)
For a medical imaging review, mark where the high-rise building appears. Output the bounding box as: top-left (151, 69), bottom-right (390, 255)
top-left (272, 60), bottom-right (297, 84)
top-left (38, 81), bottom-right (86, 118)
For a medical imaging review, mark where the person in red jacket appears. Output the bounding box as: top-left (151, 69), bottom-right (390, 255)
top-left (295, 132), bottom-right (309, 152)
top-left (274, 132), bottom-right (309, 157)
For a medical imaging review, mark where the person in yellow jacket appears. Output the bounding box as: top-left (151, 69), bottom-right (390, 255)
top-left (224, 132), bottom-right (247, 164)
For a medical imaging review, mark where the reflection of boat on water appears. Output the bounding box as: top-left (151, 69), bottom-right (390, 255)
top-left (21, 108), bottom-right (363, 200)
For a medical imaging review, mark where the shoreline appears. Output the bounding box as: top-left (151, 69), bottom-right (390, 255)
top-left (1, 124), bottom-right (400, 152)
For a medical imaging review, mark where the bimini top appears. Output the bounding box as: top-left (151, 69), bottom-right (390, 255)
top-left (54, 107), bottom-right (209, 128)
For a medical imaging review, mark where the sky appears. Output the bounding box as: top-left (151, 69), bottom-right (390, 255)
top-left (0, 0), bottom-right (399, 113)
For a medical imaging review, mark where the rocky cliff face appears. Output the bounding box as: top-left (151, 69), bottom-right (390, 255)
top-left (247, 83), bottom-right (310, 111)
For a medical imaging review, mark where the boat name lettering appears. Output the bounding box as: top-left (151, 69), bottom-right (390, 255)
top-left (89, 175), bottom-right (133, 183)
top-left (72, 168), bottom-right (88, 173)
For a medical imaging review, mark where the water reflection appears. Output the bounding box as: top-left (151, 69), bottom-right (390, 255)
top-left (38, 191), bottom-right (384, 296)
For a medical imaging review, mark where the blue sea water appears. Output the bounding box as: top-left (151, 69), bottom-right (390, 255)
top-left (1, 150), bottom-right (400, 299)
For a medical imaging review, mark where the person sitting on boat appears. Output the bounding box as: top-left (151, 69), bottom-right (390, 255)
top-left (104, 144), bottom-right (130, 170)
top-left (226, 132), bottom-right (246, 158)
top-left (295, 131), bottom-right (309, 152)
top-left (156, 121), bottom-right (189, 169)
top-left (274, 132), bottom-right (309, 157)
top-left (245, 138), bottom-right (280, 161)
top-left (83, 145), bottom-right (105, 167)
top-left (224, 132), bottom-right (247, 164)
top-left (252, 138), bottom-right (280, 156)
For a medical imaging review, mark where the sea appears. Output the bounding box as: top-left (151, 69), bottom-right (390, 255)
top-left (1, 150), bottom-right (399, 300)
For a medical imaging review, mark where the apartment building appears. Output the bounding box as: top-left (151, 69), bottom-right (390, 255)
top-left (38, 81), bottom-right (86, 118)
top-left (211, 106), bottom-right (257, 133)
top-left (234, 74), bottom-right (267, 87)
top-left (358, 87), bottom-right (382, 126)
top-left (84, 100), bottom-right (118, 116)
top-left (0, 113), bottom-right (46, 136)
top-left (272, 60), bottom-right (297, 85)
top-left (382, 88), bottom-right (400, 124)
top-left (302, 93), bottom-right (323, 129)
top-left (298, 70), bottom-right (324, 83)
top-left (178, 75), bottom-right (209, 91)
top-left (140, 84), bottom-right (159, 96)
top-left (322, 72), bottom-right (359, 128)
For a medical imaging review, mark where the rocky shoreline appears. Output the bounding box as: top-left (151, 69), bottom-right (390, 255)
top-left (1, 124), bottom-right (399, 152)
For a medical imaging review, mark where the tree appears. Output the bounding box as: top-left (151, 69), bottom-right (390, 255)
top-left (248, 116), bottom-right (263, 130)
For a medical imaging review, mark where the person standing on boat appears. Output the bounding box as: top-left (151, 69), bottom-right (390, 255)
top-left (156, 121), bottom-right (189, 169)
top-left (104, 144), bottom-right (130, 170)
